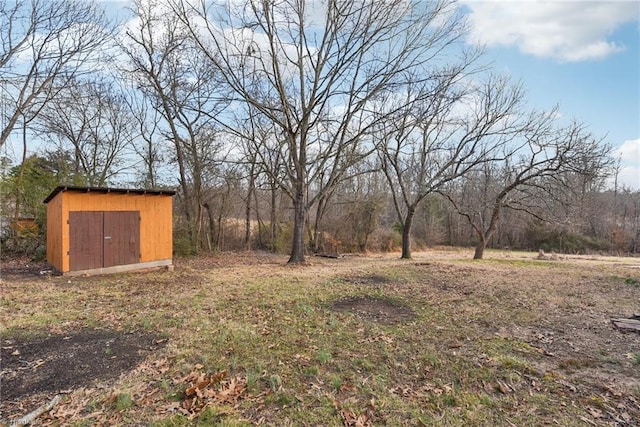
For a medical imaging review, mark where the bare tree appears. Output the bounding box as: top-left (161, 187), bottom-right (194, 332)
top-left (173, 0), bottom-right (471, 263)
top-left (379, 74), bottom-right (527, 259)
top-left (234, 106), bottom-right (288, 252)
top-left (234, 109), bottom-right (270, 251)
top-left (440, 113), bottom-right (612, 258)
top-left (307, 154), bottom-right (381, 254)
top-left (324, 158), bottom-right (388, 253)
top-left (121, 0), bottom-right (229, 251)
top-left (0, 0), bottom-right (112, 148)
top-left (35, 78), bottom-right (137, 186)
top-left (126, 93), bottom-right (165, 188)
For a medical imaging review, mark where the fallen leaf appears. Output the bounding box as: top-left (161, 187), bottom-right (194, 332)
top-left (215, 377), bottom-right (247, 403)
top-left (340, 383), bottom-right (356, 392)
top-left (587, 406), bottom-right (602, 418)
top-left (496, 381), bottom-right (510, 394)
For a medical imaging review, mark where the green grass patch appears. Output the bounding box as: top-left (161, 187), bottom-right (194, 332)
top-left (3, 252), bottom-right (639, 425)
top-left (479, 258), bottom-right (560, 268)
top-left (113, 393), bottom-right (133, 412)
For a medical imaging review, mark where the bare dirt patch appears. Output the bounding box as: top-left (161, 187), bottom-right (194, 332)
top-left (331, 295), bottom-right (415, 324)
top-left (0, 329), bottom-right (165, 420)
top-left (0, 256), bottom-right (51, 281)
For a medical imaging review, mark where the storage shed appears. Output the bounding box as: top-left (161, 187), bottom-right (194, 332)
top-left (44, 186), bottom-right (175, 276)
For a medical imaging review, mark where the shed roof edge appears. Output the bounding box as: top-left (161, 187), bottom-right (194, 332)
top-left (43, 186), bottom-right (176, 204)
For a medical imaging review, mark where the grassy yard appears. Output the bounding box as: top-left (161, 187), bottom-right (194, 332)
top-left (1, 249), bottom-right (640, 426)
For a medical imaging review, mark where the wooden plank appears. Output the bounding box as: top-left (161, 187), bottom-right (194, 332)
top-left (139, 196), bottom-right (173, 262)
top-left (611, 318), bottom-right (640, 332)
top-left (63, 259), bottom-right (172, 277)
top-left (46, 192), bottom-right (64, 272)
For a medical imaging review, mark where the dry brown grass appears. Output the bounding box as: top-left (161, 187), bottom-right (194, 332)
top-left (1, 248), bottom-right (639, 426)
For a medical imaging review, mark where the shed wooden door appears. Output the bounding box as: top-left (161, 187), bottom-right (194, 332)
top-left (69, 212), bottom-right (103, 271)
top-left (69, 211), bottom-right (140, 271)
top-left (103, 212), bottom-right (140, 267)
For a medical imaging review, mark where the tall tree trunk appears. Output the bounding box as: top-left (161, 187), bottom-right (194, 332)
top-left (173, 142), bottom-right (195, 249)
top-left (0, 112), bottom-right (21, 150)
top-left (244, 195), bottom-right (252, 250)
top-left (473, 203), bottom-right (502, 259)
top-left (270, 180), bottom-right (278, 252)
top-left (11, 120), bottom-right (28, 251)
top-left (217, 211), bottom-right (224, 250)
top-left (146, 141), bottom-right (156, 188)
top-left (401, 207), bottom-right (416, 259)
top-left (311, 194), bottom-right (329, 253)
top-left (245, 162), bottom-right (256, 250)
top-left (473, 239), bottom-right (486, 260)
top-left (289, 187), bottom-right (306, 263)
top-left (253, 181), bottom-right (264, 249)
top-left (203, 202), bottom-right (215, 252)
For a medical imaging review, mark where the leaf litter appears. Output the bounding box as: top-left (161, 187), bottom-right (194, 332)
top-left (2, 250), bottom-right (640, 425)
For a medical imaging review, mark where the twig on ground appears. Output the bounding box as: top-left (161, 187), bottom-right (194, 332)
top-left (9, 395), bottom-right (61, 426)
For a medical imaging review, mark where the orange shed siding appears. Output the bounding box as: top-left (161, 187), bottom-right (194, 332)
top-left (47, 190), bottom-right (173, 273)
top-left (46, 194), bottom-right (64, 271)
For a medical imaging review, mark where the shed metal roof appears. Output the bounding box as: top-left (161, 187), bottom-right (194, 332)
top-left (43, 186), bottom-right (176, 204)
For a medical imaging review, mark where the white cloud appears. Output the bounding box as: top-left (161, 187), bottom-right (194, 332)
top-left (612, 139), bottom-right (640, 189)
top-left (615, 138), bottom-right (640, 163)
top-left (615, 165), bottom-right (640, 189)
top-left (463, 1), bottom-right (639, 62)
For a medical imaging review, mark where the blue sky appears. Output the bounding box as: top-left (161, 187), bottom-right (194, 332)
top-left (462, 0), bottom-right (640, 189)
top-left (100, 0), bottom-right (640, 189)
top-left (7, 0), bottom-right (638, 189)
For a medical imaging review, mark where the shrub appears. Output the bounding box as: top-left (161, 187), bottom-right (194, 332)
top-left (366, 228), bottom-right (402, 252)
top-left (525, 223), bottom-right (611, 254)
